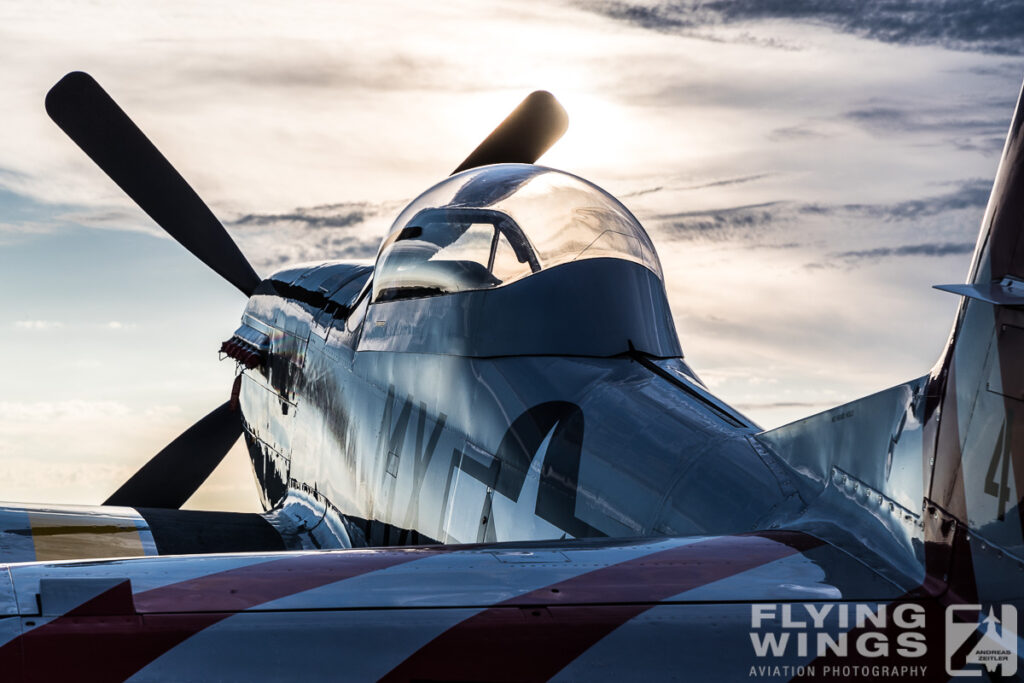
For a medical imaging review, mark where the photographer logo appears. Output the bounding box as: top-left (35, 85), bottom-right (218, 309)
top-left (946, 605), bottom-right (1017, 678)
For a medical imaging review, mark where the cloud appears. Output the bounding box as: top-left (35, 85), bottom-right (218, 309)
top-left (0, 221), bottom-right (61, 248)
top-left (803, 178), bottom-right (992, 221)
top-left (228, 200), bottom-right (401, 269)
top-left (769, 124), bottom-right (832, 141)
top-left (655, 201), bottom-right (784, 239)
top-left (845, 106), bottom-right (1001, 133)
top-left (646, 178), bottom-right (989, 248)
top-left (12, 320), bottom-right (140, 332)
top-left (733, 400), bottom-right (833, 411)
top-left (832, 241), bottom-right (975, 262)
top-left (0, 181), bottom-right (67, 244)
top-left (691, 174), bottom-right (773, 189)
top-left (580, 0), bottom-right (1024, 55)
top-left (232, 203), bottom-right (370, 230)
top-left (52, 207), bottom-right (161, 237)
top-left (0, 400), bottom-right (136, 423)
top-left (183, 51), bottom-right (461, 95)
top-left (13, 320), bottom-right (63, 330)
top-left (843, 105), bottom-right (1008, 153)
top-left (622, 175), bottom-right (773, 199)
top-left (0, 400), bottom-right (188, 506)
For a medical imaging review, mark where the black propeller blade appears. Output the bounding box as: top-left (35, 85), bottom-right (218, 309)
top-left (45, 72), bottom-right (261, 296)
top-left (105, 401), bottom-right (243, 509)
top-left (452, 91), bottom-right (569, 175)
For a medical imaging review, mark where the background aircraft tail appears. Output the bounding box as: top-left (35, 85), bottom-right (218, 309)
top-left (922, 75), bottom-right (1024, 603)
top-left (759, 78), bottom-right (1024, 604)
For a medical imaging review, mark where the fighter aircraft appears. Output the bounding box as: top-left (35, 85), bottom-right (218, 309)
top-left (0, 70), bottom-right (1020, 680)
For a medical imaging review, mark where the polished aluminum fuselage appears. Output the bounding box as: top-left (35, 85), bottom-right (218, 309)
top-left (237, 258), bottom-right (803, 548)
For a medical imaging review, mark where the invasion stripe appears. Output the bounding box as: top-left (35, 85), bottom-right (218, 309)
top-left (381, 531), bottom-right (822, 682)
top-left (0, 548), bottom-right (435, 682)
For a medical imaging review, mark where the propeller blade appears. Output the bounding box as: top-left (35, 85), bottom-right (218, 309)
top-left (452, 91), bottom-right (568, 175)
top-left (45, 72), bottom-right (261, 296)
top-left (105, 401), bottom-right (242, 509)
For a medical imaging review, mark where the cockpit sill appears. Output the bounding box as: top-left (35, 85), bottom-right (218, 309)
top-left (360, 257), bottom-right (681, 358)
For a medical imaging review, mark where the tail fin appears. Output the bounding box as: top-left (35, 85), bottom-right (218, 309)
top-left (925, 77), bottom-right (1024, 603)
top-left (760, 78), bottom-right (1024, 604)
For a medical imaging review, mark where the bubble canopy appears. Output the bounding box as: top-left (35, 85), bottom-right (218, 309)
top-left (372, 165), bottom-right (662, 303)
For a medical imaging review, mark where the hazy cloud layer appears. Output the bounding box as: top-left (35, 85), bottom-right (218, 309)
top-left (582, 0), bottom-right (1024, 54)
top-left (804, 178), bottom-right (992, 220)
top-left (833, 241), bottom-right (975, 262)
top-left (13, 320), bottom-right (63, 330)
top-left (228, 200), bottom-right (400, 268)
top-left (644, 178), bottom-right (990, 261)
top-left (844, 105), bottom-right (1009, 153)
top-left (234, 205), bottom-right (369, 230)
top-left (655, 202), bottom-right (783, 239)
top-left (622, 173), bottom-right (772, 198)
top-left (0, 400), bottom-right (258, 510)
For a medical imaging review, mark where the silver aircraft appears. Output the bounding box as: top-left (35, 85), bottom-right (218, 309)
top-left (0, 71), bottom-right (1021, 681)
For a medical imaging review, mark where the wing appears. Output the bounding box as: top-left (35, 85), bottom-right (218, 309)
top-left (0, 530), bottom-right (908, 681)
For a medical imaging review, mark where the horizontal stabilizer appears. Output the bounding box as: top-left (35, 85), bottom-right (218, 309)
top-left (933, 277), bottom-right (1024, 306)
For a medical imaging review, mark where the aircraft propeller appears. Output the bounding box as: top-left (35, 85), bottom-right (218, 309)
top-left (45, 72), bottom-right (568, 508)
top-left (45, 72), bottom-right (262, 297)
top-left (104, 402), bottom-right (243, 509)
top-left (452, 90), bottom-right (568, 175)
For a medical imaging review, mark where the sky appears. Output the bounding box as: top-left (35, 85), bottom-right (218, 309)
top-left (1, 0), bottom-right (1023, 512)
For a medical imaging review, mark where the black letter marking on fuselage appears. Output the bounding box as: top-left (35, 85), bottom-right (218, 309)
top-left (378, 385), bottom-right (448, 529)
top-left (458, 401), bottom-right (603, 539)
top-left (403, 402), bottom-right (447, 529)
